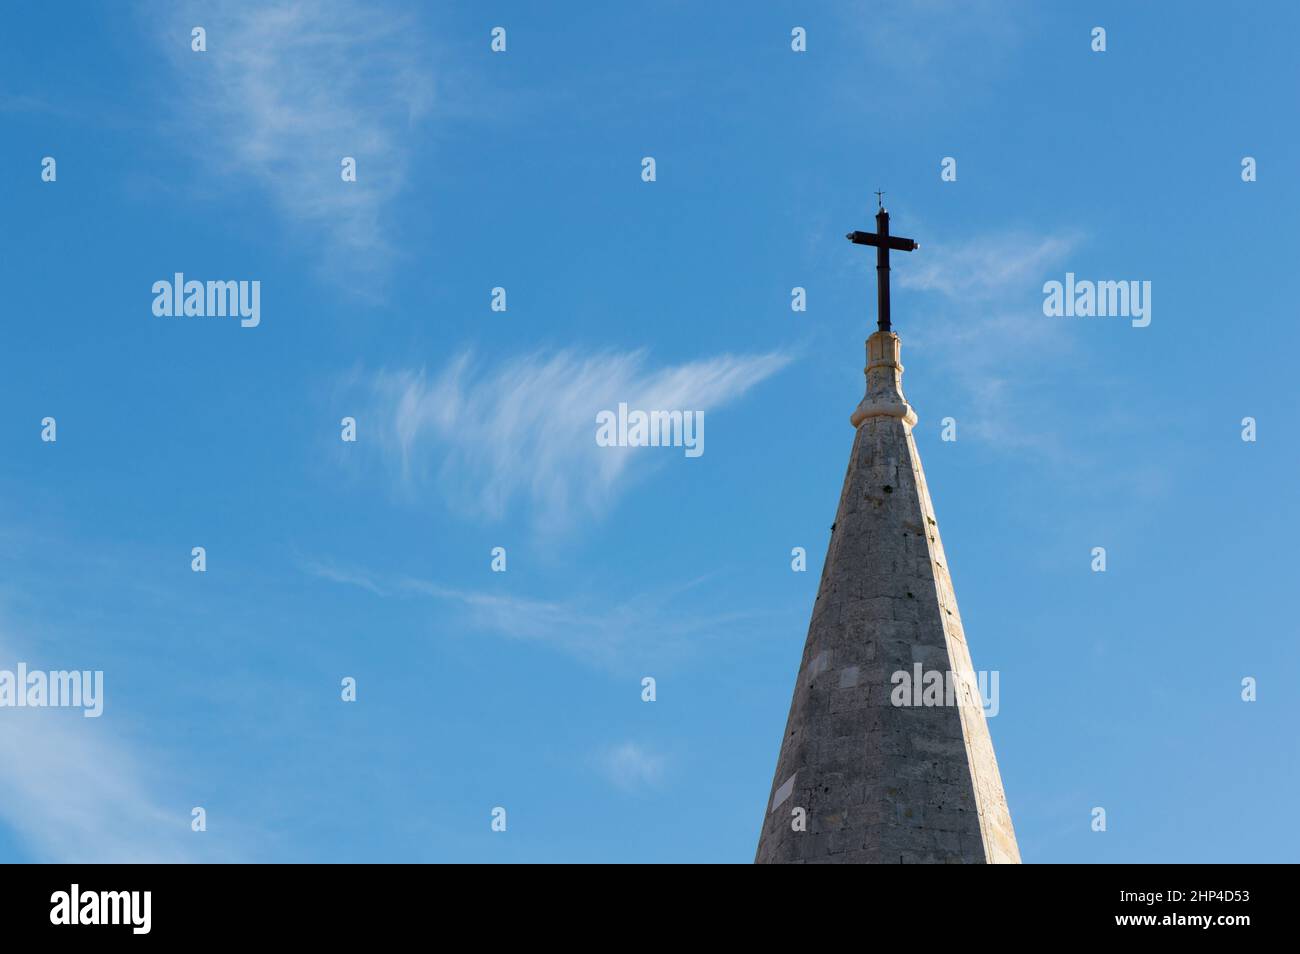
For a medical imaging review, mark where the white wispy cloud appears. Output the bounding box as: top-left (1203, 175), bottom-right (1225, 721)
top-left (895, 229), bottom-right (1084, 455)
top-left (0, 635), bottom-right (231, 863)
top-left (304, 558), bottom-right (760, 671)
top-left (154, 0), bottom-right (433, 285)
top-left (898, 228), bottom-right (1083, 364)
top-left (304, 560), bottom-right (388, 596)
top-left (597, 742), bottom-right (667, 792)
top-left (899, 232), bottom-right (1081, 301)
top-left (363, 348), bottom-right (791, 532)
top-left (840, 0), bottom-right (1028, 103)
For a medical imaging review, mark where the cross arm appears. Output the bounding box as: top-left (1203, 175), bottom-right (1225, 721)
top-left (845, 231), bottom-right (919, 252)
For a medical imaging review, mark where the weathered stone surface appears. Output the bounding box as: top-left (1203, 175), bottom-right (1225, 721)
top-left (756, 331), bottom-right (1020, 864)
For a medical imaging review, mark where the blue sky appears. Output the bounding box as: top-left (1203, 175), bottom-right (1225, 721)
top-left (1, 0), bottom-right (1297, 863)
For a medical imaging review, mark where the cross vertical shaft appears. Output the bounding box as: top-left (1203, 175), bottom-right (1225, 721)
top-left (875, 208), bottom-right (891, 334)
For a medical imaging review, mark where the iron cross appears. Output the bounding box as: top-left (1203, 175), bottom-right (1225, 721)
top-left (846, 204), bottom-right (919, 334)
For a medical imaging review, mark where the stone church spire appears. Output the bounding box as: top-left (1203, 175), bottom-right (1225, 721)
top-left (755, 213), bottom-right (1020, 864)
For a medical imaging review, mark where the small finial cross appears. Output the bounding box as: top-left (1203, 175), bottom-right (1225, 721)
top-left (874, 189), bottom-right (885, 210)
